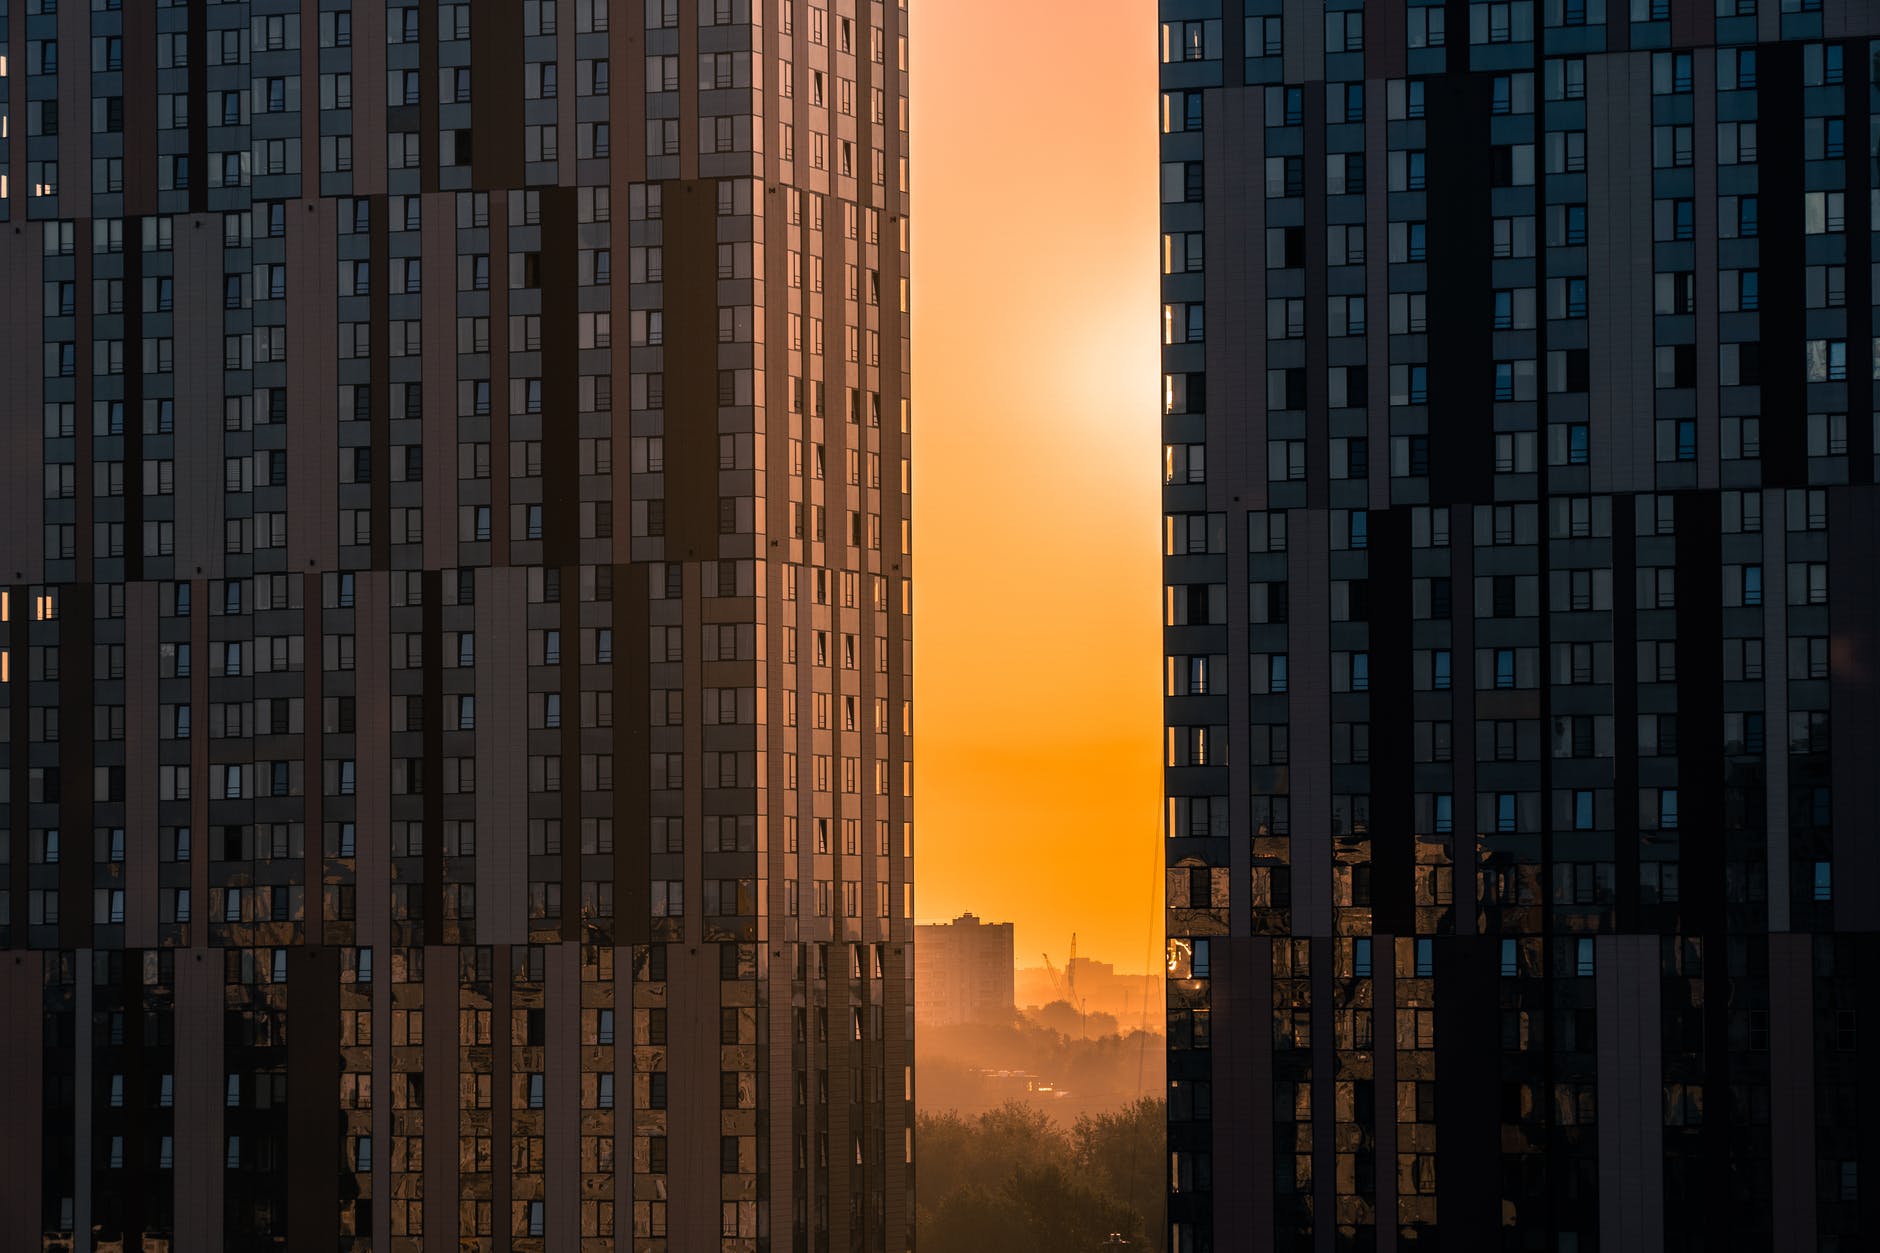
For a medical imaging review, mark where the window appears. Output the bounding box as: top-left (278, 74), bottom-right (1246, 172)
top-left (1491, 72), bottom-right (1533, 114)
top-left (1326, 10), bottom-right (1364, 51)
top-left (1407, 9), bottom-right (1445, 48)
top-left (1161, 162), bottom-right (1204, 204)
top-left (1807, 414), bottom-right (1847, 458)
top-left (1804, 191), bottom-right (1844, 235)
top-left (1718, 47), bottom-right (1757, 90)
top-left (1493, 215), bottom-right (1536, 258)
top-left (1721, 269), bottom-right (1760, 313)
top-left (1249, 15), bottom-right (1283, 56)
top-left (1652, 52), bottom-right (1694, 94)
top-left (1266, 86), bottom-right (1304, 127)
top-left (1388, 79), bottom-right (1427, 120)
top-left (1473, 0), bottom-right (1533, 42)
top-left (1806, 340), bottom-right (1847, 383)
top-left (1654, 125), bottom-right (1694, 168)
top-left (1802, 42), bottom-right (1842, 85)
top-left (1162, 20), bottom-right (1222, 63)
top-left (1164, 91), bottom-right (1205, 133)
top-left (1715, 122), bottom-right (1758, 167)
top-left (1545, 56), bottom-right (1585, 100)
top-left (1806, 266), bottom-right (1846, 310)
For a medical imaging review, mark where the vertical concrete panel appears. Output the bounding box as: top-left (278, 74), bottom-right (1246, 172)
top-left (124, 582), bottom-right (160, 947)
top-left (55, 0), bottom-right (92, 212)
top-left (288, 197), bottom-right (340, 573)
top-left (172, 948), bottom-right (224, 1252)
top-left (0, 954), bottom-right (46, 1249)
top-left (422, 193), bottom-right (460, 571)
top-left (354, 565), bottom-right (395, 1250)
top-left (1830, 493), bottom-right (1880, 928)
top-left (488, 202), bottom-right (513, 558)
top-left (371, 961), bottom-right (392, 1253)
top-left (1365, 88), bottom-right (1391, 514)
top-left (74, 952), bottom-right (92, 1253)
top-left (4, 3), bottom-right (25, 220)
top-left (189, 581), bottom-right (210, 939)
top-left (1373, 935), bottom-right (1398, 1253)
top-left (352, 5), bottom-right (387, 197)
top-left (1757, 0), bottom-right (1782, 42)
top-left (490, 949), bottom-right (512, 1253)
top-left (1252, 937), bottom-right (1276, 1242)
top-left (1586, 55), bottom-right (1655, 497)
top-left (0, 234), bottom-right (45, 585)
top-left (1449, 543), bottom-right (1475, 933)
top-left (1212, 939), bottom-right (1265, 1250)
top-left (665, 942), bottom-right (721, 1245)
top-left (304, 580), bottom-right (326, 948)
top-left (475, 566), bottom-right (528, 945)
top-left (546, 942), bottom-right (580, 1248)
top-left (661, 185), bottom-right (726, 556)
top-left (423, 947), bottom-right (462, 1248)
top-left (767, 953), bottom-right (797, 1240)
top-left (557, 0), bottom-right (579, 187)
top-left (1205, 87), bottom-right (1268, 512)
top-left (355, 573), bottom-right (392, 940)
top-left (1289, 510), bottom-right (1332, 936)
top-left (1221, 136), bottom-right (1259, 950)
top-left (173, 216), bottom-right (226, 581)
top-left (286, 947), bottom-right (342, 1249)
top-left (1311, 950), bottom-right (1335, 1253)
top-left (1692, 58), bottom-right (1720, 491)
top-left (1282, 0), bottom-right (1325, 86)
top-left (1768, 933), bottom-right (1817, 1251)
top-left (1762, 494), bottom-right (1791, 931)
top-left (300, 1), bottom-right (322, 200)
top-left (1595, 934), bottom-right (1663, 1253)
top-left (615, 943), bottom-right (639, 1241)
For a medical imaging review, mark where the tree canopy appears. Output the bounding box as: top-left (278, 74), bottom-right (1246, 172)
top-left (916, 1098), bottom-right (1164, 1253)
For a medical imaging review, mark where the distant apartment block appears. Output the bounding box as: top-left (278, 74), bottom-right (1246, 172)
top-left (915, 912), bottom-right (1015, 1026)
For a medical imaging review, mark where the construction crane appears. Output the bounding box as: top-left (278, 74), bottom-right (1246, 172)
top-left (1041, 952), bottom-right (1064, 1000)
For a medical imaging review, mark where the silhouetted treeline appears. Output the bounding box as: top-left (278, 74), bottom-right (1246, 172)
top-left (917, 1099), bottom-right (1165, 1253)
top-left (917, 1011), bottom-right (1163, 1123)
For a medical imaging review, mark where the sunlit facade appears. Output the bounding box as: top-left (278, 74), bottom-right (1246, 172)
top-left (0, 1), bottom-right (912, 1250)
top-left (1162, 4), bottom-right (1880, 1250)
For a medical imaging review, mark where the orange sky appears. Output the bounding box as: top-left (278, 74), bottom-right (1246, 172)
top-left (908, 0), bottom-right (1162, 972)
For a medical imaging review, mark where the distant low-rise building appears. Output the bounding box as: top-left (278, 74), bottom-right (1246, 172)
top-left (916, 913), bottom-right (1016, 1026)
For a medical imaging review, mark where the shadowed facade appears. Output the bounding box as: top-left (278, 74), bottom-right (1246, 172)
top-left (1161, 2), bottom-right (1879, 1250)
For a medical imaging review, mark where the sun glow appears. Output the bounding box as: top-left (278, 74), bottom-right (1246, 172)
top-left (911, 0), bottom-right (1161, 971)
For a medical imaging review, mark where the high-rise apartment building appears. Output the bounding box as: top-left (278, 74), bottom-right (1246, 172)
top-left (0, 1), bottom-right (912, 1250)
top-left (1161, 4), bottom-right (1877, 1250)
top-left (913, 911), bottom-right (1014, 1027)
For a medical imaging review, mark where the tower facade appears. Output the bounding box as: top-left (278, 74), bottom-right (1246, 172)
top-left (1161, 3), bottom-right (1878, 1250)
top-left (0, 1), bottom-right (912, 1250)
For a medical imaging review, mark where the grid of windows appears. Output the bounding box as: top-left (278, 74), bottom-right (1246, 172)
top-left (1164, 8), bottom-right (1880, 1252)
top-left (0, 2), bottom-right (912, 1250)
